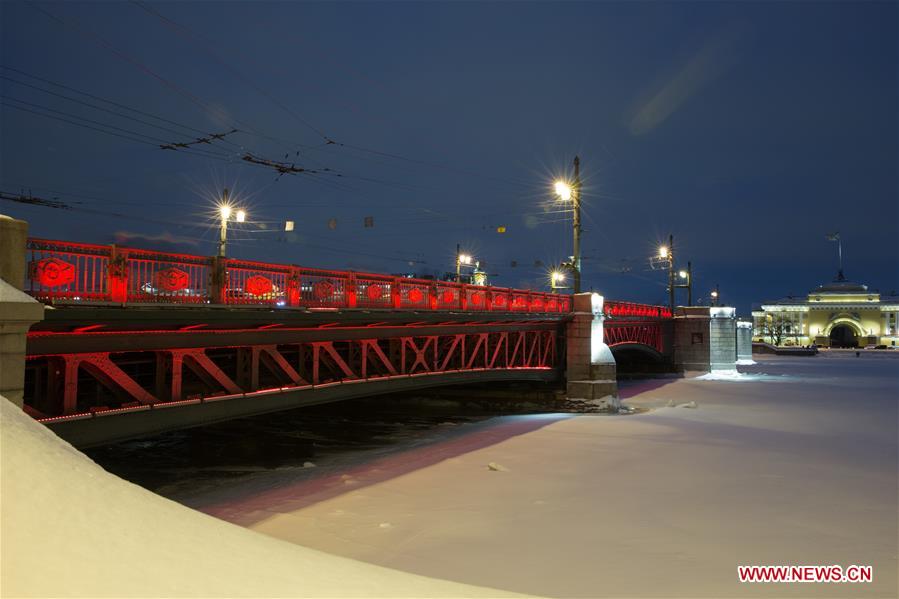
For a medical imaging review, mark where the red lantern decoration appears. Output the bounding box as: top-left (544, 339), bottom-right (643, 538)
top-left (313, 280), bottom-right (334, 300)
top-left (366, 284), bottom-right (383, 301)
top-left (531, 297), bottom-right (544, 310)
top-left (442, 290), bottom-right (455, 304)
top-left (470, 292), bottom-right (484, 305)
top-left (547, 299), bottom-right (557, 311)
top-left (493, 295), bottom-right (506, 307)
top-left (154, 268), bottom-right (189, 292)
top-left (408, 288), bottom-right (424, 303)
top-left (245, 275), bottom-right (274, 297)
top-left (31, 257), bottom-right (76, 288)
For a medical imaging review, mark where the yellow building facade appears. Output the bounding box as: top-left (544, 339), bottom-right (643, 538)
top-left (752, 275), bottom-right (899, 348)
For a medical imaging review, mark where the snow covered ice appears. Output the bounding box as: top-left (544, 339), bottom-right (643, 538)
top-left (196, 353), bottom-right (898, 598)
top-left (3, 351), bottom-right (897, 597)
top-left (0, 397), bottom-right (521, 598)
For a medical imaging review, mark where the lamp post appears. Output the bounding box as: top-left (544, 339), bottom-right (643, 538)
top-left (677, 261), bottom-right (693, 306)
top-left (659, 234), bottom-right (675, 312)
top-left (455, 244), bottom-right (473, 283)
top-left (553, 156), bottom-right (582, 293)
top-left (550, 270), bottom-right (567, 294)
top-left (217, 188), bottom-right (247, 258)
top-left (710, 284), bottom-right (720, 307)
top-left (658, 235), bottom-right (694, 310)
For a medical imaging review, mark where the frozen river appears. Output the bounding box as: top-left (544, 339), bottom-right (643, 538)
top-left (146, 351), bottom-right (898, 598)
top-left (78, 351), bottom-right (899, 597)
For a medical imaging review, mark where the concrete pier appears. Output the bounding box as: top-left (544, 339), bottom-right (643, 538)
top-left (0, 215), bottom-right (44, 407)
top-left (672, 306), bottom-right (737, 373)
top-left (566, 293), bottom-right (618, 408)
top-left (736, 320), bottom-right (754, 363)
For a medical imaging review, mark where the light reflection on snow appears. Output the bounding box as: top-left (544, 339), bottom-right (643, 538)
top-left (694, 371), bottom-right (800, 383)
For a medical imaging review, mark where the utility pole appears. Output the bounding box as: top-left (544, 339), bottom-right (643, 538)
top-left (837, 237), bottom-right (843, 279)
top-left (218, 188), bottom-right (230, 258)
top-left (455, 243), bottom-right (461, 283)
top-left (687, 260), bottom-right (693, 306)
top-left (667, 233), bottom-right (675, 313)
top-left (573, 156), bottom-right (582, 294)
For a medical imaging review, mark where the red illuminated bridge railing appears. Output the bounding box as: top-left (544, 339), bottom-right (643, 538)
top-left (604, 301), bottom-right (672, 319)
top-left (25, 238), bottom-right (576, 313)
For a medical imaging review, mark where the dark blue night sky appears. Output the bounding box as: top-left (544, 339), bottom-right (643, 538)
top-left (2, 1), bottom-right (896, 314)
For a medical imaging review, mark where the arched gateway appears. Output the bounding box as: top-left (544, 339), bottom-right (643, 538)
top-left (829, 324), bottom-right (857, 348)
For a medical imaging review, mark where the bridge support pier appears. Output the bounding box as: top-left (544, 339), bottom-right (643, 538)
top-left (0, 215), bottom-right (45, 407)
top-left (673, 306), bottom-right (737, 373)
top-left (736, 320), bottom-right (754, 364)
top-left (566, 293), bottom-right (619, 409)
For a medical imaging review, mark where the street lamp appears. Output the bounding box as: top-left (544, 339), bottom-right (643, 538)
top-left (455, 244), bottom-right (474, 283)
top-left (554, 181), bottom-right (572, 201)
top-left (710, 286), bottom-right (719, 307)
top-left (654, 235), bottom-right (693, 310)
top-left (550, 270), bottom-right (567, 293)
top-left (553, 156), bottom-right (582, 293)
top-left (217, 188), bottom-right (247, 258)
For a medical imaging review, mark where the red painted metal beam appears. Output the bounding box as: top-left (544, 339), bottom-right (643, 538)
top-left (25, 327), bottom-right (561, 420)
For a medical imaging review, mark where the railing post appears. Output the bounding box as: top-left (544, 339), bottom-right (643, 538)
top-left (485, 288), bottom-right (493, 311)
top-left (286, 267), bottom-right (301, 307)
top-left (208, 256), bottom-right (227, 304)
top-left (460, 284), bottom-right (468, 311)
top-left (429, 281), bottom-right (438, 310)
top-left (108, 244), bottom-right (128, 304)
top-left (346, 273), bottom-right (357, 308)
top-left (391, 277), bottom-right (402, 309)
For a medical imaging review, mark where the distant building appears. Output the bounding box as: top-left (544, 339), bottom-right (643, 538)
top-left (752, 272), bottom-right (899, 348)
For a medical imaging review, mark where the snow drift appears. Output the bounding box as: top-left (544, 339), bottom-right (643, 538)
top-left (0, 396), bottom-right (521, 598)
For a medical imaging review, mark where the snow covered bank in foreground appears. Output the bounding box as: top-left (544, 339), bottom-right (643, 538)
top-left (196, 355), bottom-right (896, 598)
top-left (0, 397), bottom-right (522, 598)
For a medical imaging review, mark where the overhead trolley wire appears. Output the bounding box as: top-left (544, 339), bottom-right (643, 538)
top-left (1, 96), bottom-right (233, 160)
top-left (130, 0), bottom-right (332, 144)
top-left (0, 66), bottom-right (240, 147)
top-left (28, 2), bottom-right (240, 131)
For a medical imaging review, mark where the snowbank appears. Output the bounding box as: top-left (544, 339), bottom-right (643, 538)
top-left (0, 397), bottom-right (523, 598)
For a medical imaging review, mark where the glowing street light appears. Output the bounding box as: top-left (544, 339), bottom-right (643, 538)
top-left (552, 156), bottom-right (582, 293)
top-left (455, 245), bottom-right (476, 283)
top-left (654, 236), bottom-right (693, 309)
top-left (554, 180), bottom-right (572, 202)
top-left (550, 270), bottom-right (567, 293)
top-left (217, 188), bottom-right (247, 258)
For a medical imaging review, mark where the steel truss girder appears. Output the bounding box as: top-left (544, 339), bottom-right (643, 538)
top-left (27, 329), bottom-right (558, 418)
top-left (604, 322), bottom-right (663, 353)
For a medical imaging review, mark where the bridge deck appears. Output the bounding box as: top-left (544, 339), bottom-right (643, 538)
top-left (18, 237), bottom-right (672, 447)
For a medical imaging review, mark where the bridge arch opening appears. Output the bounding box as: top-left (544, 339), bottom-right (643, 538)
top-left (609, 343), bottom-right (670, 376)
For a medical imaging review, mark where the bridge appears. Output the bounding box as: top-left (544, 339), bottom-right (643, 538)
top-left (0, 216), bottom-right (745, 448)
